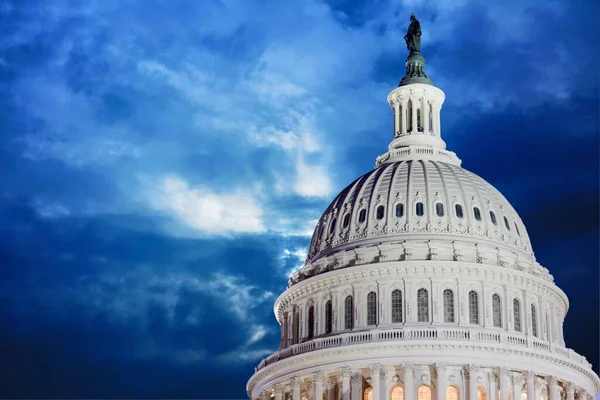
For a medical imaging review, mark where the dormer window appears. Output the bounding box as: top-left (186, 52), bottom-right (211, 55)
top-left (435, 202), bottom-right (444, 217)
top-left (455, 204), bottom-right (464, 218)
top-left (342, 213), bottom-right (350, 228)
top-left (473, 207), bottom-right (481, 221)
top-left (416, 202), bottom-right (424, 216)
top-left (490, 211), bottom-right (497, 225)
top-left (358, 209), bottom-right (367, 223)
top-left (329, 218), bottom-right (337, 234)
top-left (504, 216), bottom-right (510, 230)
top-left (514, 222), bottom-right (520, 236)
top-left (376, 205), bottom-right (385, 220)
top-left (395, 203), bottom-right (404, 218)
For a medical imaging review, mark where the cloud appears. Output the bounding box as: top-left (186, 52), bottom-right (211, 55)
top-left (294, 159), bottom-right (333, 198)
top-left (152, 175), bottom-right (266, 235)
top-left (281, 248), bottom-right (307, 277)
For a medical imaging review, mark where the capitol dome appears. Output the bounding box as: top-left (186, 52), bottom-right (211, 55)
top-left (247, 14), bottom-right (599, 400)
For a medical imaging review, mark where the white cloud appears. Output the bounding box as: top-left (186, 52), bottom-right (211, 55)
top-left (152, 175), bottom-right (266, 235)
top-left (294, 160), bottom-right (332, 198)
top-left (33, 199), bottom-right (70, 219)
top-left (282, 248), bottom-right (307, 277)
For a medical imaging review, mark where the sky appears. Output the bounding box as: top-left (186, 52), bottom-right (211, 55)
top-left (0, 0), bottom-right (598, 398)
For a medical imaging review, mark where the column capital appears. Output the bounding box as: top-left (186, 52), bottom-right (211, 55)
top-left (351, 373), bottom-right (363, 384)
top-left (468, 364), bottom-right (480, 373)
top-left (535, 381), bottom-right (545, 391)
top-left (547, 376), bottom-right (558, 385)
top-left (370, 363), bottom-right (384, 375)
top-left (566, 382), bottom-right (575, 393)
top-left (327, 376), bottom-right (338, 388)
top-left (292, 377), bottom-right (302, 388)
top-left (435, 362), bottom-right (448, 374)
top-left (341, 366), bottom-right (353, 378)
top-left (313, 371), bottom-right (326, 383)
top-left (499, 367), bottom-right (510, 377)
top-left (306, 382), bottom-right (315, 392)
top-left (274, 384), bottom-right (285, 395)
top-left (513, 374), bottom-right (525, 387)
top-left (403, 362), bottom-right (415, 372)
top-left (526, 371), bottom-right (536, 381)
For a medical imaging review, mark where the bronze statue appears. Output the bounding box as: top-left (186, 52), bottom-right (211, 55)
top-left (404, 13), bottom-right (421, 53)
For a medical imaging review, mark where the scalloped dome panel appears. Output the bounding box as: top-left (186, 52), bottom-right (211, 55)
top-left (306, 160), bottom-right (532, 263)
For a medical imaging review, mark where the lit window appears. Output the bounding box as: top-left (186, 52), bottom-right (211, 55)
top-left (435, 202), bottom-right (444, 217)
top-left (396, 203), bottom-right (404, 218)
top-left (469, 291), bottom-right (479, 325)
top-left (391, 289), bottom-right (403, 323)
top-left (391, 386), bottom-right (404, 400)
top-left (416, 202), bottom-right (424, 216)
top-left (477, 388), bottom-right (486, 400)
top-left (325, 300), bottom-right (333, 334)
top-left (376, 205), bottom-right (385, 220)
top-left (344, 295), bottom-right (354, 329)
top-left (504, 216), bottom-right (510, 230)
top-left (417, 288), bottom-right (429, 322)
top-left (358, 209), bottom-right (367, 223)
top-left (329, 218), bottom-right (337, 234)
top-left (308, 305), bottom-right (315, 339)
top-left (364, 387), bottom-right (373, 400)
top-left (367, 292), bottom-right (377, 326)
top-left (492, 294), bottom-right (502, 327)
top-left (531, 304), bottom-right (538, 337)
top-left (417, 385), bottom-right (431, 400)
top-left (490, 211), bottom-right (497, 225)
top-left (513, 299), bottom-right (521, 332)
top-left (455, 204), bottom-right (464, 218)
top-left (473, 207), bottom-right (482, 221)
top-left (446, 386), bottom-right (459, 400)
top-left (521, 393), bottom-right (527, 400)
top-left (443, 289), bottom-right (455, 323)
top-left (343, 213), bottom-right (350, 228)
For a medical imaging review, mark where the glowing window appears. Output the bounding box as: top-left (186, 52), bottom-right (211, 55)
top-left (455, 204), bottom-right (464, 218)
top-left (364, 387), bottom-right (373, 400)
top-left (446, 386), bottom-right (459, 400)
top-left (417, 385), bottom-right (431, 400)
top-left (391, 386), bottom-right (404, 400)
top-left (416, 202), bottom-right (424, 216)
top-left (477, 388), bottom-right (486, 400)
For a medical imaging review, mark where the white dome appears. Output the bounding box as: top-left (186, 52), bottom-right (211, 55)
top-left (292, 160), bottom-right (533, 287)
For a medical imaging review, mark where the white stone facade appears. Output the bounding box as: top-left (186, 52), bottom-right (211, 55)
top-left (247, 52), bottom-right (599, 400)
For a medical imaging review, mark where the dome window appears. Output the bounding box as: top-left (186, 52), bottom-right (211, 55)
top-left (417, 288), bottom-right (429, 322)
top-left (342, 213), bottom-right (350, 228)
top-left (367, 291), bottom-right (378, 326)
top-left (391, 289), bottom-right (403, 323)
top-left (443, 289), bottom-right (454, 323)
top-left (324, 300), bottom-right (333, 334)
top-left (415, 202), bottom-right (424, 216)
top-left (395, 203), bottom-right (404, 218)
top-left (344, 295), bottom-right (354, 330)
top-left (514, 222), bottom-right (520, 236)
top-left (468, 291), bottom-right (479, 325)
top-left (329, 218), bottom-right (337, 234)
top-left (504, 216), bottom-right (510, 230)
top-left (455, 204), bottom-right (464, 218)
top-left (376, 205), bottom-right (385, 220)
top-left (473, 207), bottom-right (482, 221)
top-left (490, 211), bottom-right (497, 225)
top-left (435, 202), bottom-right (444, 217)
top-left (513, 298), bottom-right (521, 332)
top-left (358, 209), bottom-right (367, 223)
top-left (492, 294), bottom-right (502, 327)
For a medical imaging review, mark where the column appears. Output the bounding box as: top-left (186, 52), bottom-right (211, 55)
top-left (513, 374), bottom-right (524, 400)
top-left (423, 99), bottom-right (430, 133)
top-left (467, 364), bottom-right (479, 400)
top-left (401, 100), bottom-right (408, 135)
top-left (370, 364), bottom-right (383, 400)
top-left (499, 368), bottom-right (509, 400)
top-left (411, 97), bottom-right (417, 134)
top-left (489, 371), bottom-right (497, 400)
top-left (526, 372), bottom-right (536, 400)
top-left (394, 100), bottom-right (401, 136)
top-left (292, 377), bottom-right (301, 400)
top-left (435, 363), bottom-right (447, 400)
top-left (351, 373), bottom-right (363, 400)
top-left (315, 371), bottom-right (325, 400)
top-left (403, 363), bottom-right (415, 400)
top-left (342, 367), bottom-right (352, 400)
top-left (275, 385), bottom-right (284, 400)
top-left (328, 377), bottom-right (337, 400)
top-left (565, 382), bottom-right (575, 400)
top-left (435, 103), bottom-right (441, 138)
top-left (548, 376), bottom-right (558, 400)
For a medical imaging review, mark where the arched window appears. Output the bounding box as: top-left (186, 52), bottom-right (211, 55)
top-left (492, 294), bottom-right (502, 327)
top-left (455, 204), bottom-right (464, 218)
top-left (292, 306), bottom-right (300, 344)
top-left (307, 305), bottom-right (315, 339)
top-left (490, 211), bottom-right (497, 225)
top-left (416, 202), bottom-right (424, 216)
top-left (513, 299), bottom-right (522, 332)
top-left (343, 213), bottom-right (351, 228)
top-left (329, 218), bottom-right (337, 234)
top-left (443, 289), bottom-right (455, 323)
top-left (417, 107), bottom-right (422, 132)
top-left (469, 291), bottom-right (479, 324)
top-left (473, 207), bottom-right (482, 221)
top-left (477, 387), bottom-right (487, 400)
top-left (396, 203), bottom-right (404, 218)
top-left (325, 300), bottom-right (333, 334)
top-left (531, 304), bottom-right (538, 337)
top-left (417, 288), bottom-right (429, 322)
top-left (344, 295), bottom-right (354, 329)
top-left (514, 222), bottom-right (520, 236)
top-left (391, 289), bottom-right (403, 323)
top-left (417, 385), bottom-right (431, 400)
top-left (446, 386), bottom-right (459, 400)
top-left (504, 216), bottom-right (510, 230)
top-left (358, 209), bottom-right (367, 223)
top-left (435, 202), bottom-right (444, 217)
top-left (521, 393), bottom-right (527, 400)
top-left (407, 99), bottom-right (413, 132)
top-left (281, 311), bottom-right (288, 348)
top-left (364, 387), bottom-right (373, 400)
top-left (367, 291), bottom-right (377, 326)
top-left (391, 386), bottom-right (404, 400)
top-left (545, 313), bottom-right (550, 340)
top-left (376, 205), bottom-right (385, 220)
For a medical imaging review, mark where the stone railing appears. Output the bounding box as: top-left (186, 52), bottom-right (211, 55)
top-left (254, 326), bottom-right (589, 372)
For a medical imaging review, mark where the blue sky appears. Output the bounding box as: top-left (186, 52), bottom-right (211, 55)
top-left (0, 0), bottom-right (598, 398)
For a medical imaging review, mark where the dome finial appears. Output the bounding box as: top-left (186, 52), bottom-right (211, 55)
top-left (399, 13), bottom-right (432, 86)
